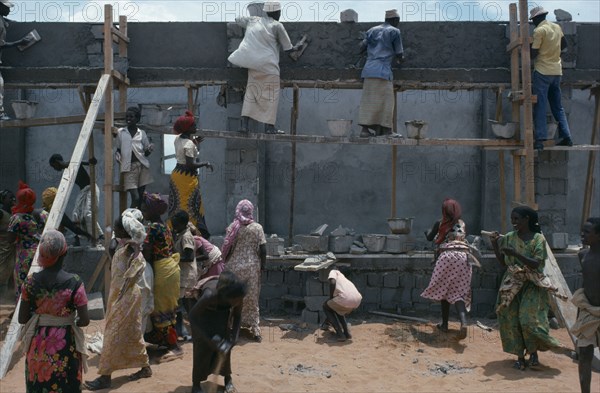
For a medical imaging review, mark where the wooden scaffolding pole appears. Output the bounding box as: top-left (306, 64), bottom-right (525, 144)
top-left (582, 87), bottom-right (600, 225)
top-left (103, 4), bottom-right (115, 301)
top-left (117, 15), bottom-right (129, 214)
top-left (391, 88), bottom-right (398, 218)
top-left (518, 0), bottom-right (537, 208)
top-left (508, 3), bottom-right (523, 207)
top-left (288, 85), bottom-right (299, 244)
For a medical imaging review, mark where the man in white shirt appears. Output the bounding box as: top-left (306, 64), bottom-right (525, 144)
top-left (228, 1), bottom-right (300, 134)
top-left (322, 267), bottom-right (362, 342)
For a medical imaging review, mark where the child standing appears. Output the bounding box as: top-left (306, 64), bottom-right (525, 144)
top-left (322, 267), bottom-right (362, 342)
top-left (171, 210), bottom-right (198, 340)
top-left (115, 106), bottom-right (154, 208)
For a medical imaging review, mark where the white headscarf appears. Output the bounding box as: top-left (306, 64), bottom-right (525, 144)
top-left (121, 208), bottom-right (146, 244)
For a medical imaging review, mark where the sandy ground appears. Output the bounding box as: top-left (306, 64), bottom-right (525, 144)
top-left (1, 298), bottom-right (599, 393)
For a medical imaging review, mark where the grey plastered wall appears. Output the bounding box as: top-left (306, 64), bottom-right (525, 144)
top-left (1, 21), bottom-right (599, 241)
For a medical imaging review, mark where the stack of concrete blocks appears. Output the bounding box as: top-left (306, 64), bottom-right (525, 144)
top-left (89, 25), bottom-right (128, 74)
top-left (260, 266), bottom-right (304, 314)
top-left (535, 151), bottom-right (569, 248)
top-left (385, 235), bottom-right (417, 254)
top-left (293, 235), bottom-right (328, 253)
top-left (266, 236), bottom-right (285, 256)
top-left (301, 270), bottom-right (330, 325)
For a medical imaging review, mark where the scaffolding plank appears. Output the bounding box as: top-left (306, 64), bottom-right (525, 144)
top-left (0, 112), bottom-right (125, 128)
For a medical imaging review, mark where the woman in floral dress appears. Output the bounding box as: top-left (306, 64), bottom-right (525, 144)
top-left (8, 181), bottom-right (45, 297)
top-left (18, 229), bottom-right (90, 393)
top-left (141, 192), bottom-right (182, 361)
top-left (222, 200), bottom-right (266, 342)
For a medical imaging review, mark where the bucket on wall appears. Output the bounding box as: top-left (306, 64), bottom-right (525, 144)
top-left (11, 100), bottom-right (38, 119)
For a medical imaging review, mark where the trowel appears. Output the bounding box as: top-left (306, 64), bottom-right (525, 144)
top-left (289, 34), bottom-right (310, 61)
top-left (17, 29), bottom-right (41, 51)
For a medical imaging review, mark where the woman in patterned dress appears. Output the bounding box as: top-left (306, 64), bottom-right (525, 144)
top-left (421, 219), bottom-right (472, 340)
top-left (168, 111), bottom-right (213, 239)
top-left (490, 206), bottom-right (561, 370)
top-left (85, 209), bottom-right (152, 390)
top-left (141, 192), bottom-right (183, 361)
top-left (18, 229), bottom-right (90, 393)
top-left (7, 181), bottom-right (45, 297)
top-left (222, 199), bottom-right (266, 342)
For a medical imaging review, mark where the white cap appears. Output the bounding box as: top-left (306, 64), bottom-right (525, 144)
top-left (385, 9), bottom-right (400, 19)
top-left (529, 6), bottom-right (548, 19)
top-left (0, 0), bottom-right (14, 7)
top-left (263, 1), bottom-right (281, 13)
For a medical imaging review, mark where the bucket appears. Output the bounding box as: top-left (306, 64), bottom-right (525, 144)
top-left (362, 234), bottom-right (386, 253)
top-left (387, 218), bottom-right (413, 234)
top-left (405, 120), bottom-right (428, 139)
top-left (489, 120), bottom-right (517, 139)
top-left (11, 100), bottom-right (38, 119)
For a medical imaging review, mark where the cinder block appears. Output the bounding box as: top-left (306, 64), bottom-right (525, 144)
top-left (401, 287), bottom-right (412, 306)
top-left (268, 271), bottom-right (284, 284)
top-left (227, 38), bottom-right (242, 54)
top-left (261, 284), bottom-right (287, 299)
top-left (473, 289), bottom-right (498, 306)
top-left (226, 22), bottom-right (244, 38)
top-left (288, 285), bottom-right (303, 297)
top-left (414, 303), bottom-right (429, 312)
top-left (400, 274), bottom-right (414, 288)
top-left (429, 303), bottom-right (441, 313)
top-left (318, 268), bottom-right (333, 283)
top-left (329, 235), bottom-right (354, 253)
top-left (306, 278), bottom-right (325, 296)
top-left (304, 296), bottom-right (329, 312)
top-left (294, 235), bottom-right (329, 253)
top-left (481, 274), bottom-right (498, 289)
top-left (383, 273), bottom-right (399, 288)
top-left (367, 273), bottom-right (381, 287)
top-left (549, 179), bottom-right (567, 195)
top-left (301, 309), bottom-right (320, 325)
top-left (411, 288), bottom-right (425, 302)
top-left (536, 179), bottom-right (551, 196)
top-left (414, 274), bottom-right (430, 289)
top-left (90, 25), bottom-right (104, 39)
top-left (471, 273), bottom-right (481, 288)
top-left (266, 237), bottom-right (285, 256)
top-left (362, 287), bottom-right (380, 303)
top-left (551, 233), bottom-right (568, 250)
top-left (86, 42), bottom-right (102, 54)
top-left (87, 292), bottom-right (104, 320)
top-left (268, 298), bottom-right (284, 312)
top-left (340, 9), bottom-right (358, 23)
top-left (477, 303), bottom-right (494, 317)
top-left (348, 271), bottom-right (367, 288)
top-left (381, 288), bottom-right (398, 305)
top-left (285, 270), bottom-right (302, 286)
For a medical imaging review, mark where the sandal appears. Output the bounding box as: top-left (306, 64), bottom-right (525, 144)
top-left (529, 353), bottom-right (539, 366)
top-left (436, 323), bottom-right (449, 333)
top-left (128, 367), bottom-right (152, 381)
top-left (513, 357), bottom-right (527, 370)
top-left (85, 377), bottom-right (111, 391)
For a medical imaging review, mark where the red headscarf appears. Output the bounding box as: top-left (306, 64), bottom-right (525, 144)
top-left (435, 198), bottom-right (462, 245)
top-left (12, 181), bottom-right (36, 214)
top-left (173, 111), bottom-right (196, 134)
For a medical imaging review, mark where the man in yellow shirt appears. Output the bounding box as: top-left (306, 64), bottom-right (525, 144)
top-left (530, 6), bottom-right (573, 150)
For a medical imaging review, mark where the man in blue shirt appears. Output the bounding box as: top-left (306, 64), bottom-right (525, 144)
top-left (358, 9), bottom-right (404, 138)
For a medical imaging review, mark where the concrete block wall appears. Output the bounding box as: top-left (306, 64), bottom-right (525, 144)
top-left (535, 151), bottom-right (569, 241)
top-left (260, 254), bottom-right (582, 317)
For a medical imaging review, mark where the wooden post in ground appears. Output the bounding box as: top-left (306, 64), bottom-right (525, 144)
top-left (495, 87), bottom-right (507, 233)
top-left (117, 15), bottom-right (128, 214)
top-left (518, 0), bottom-right (537, 208)
top-left (103, 4), bottom-right (115, 304)
top-left (508, 3), bottom-right (523, 209)
top-left (288, 85), bottom-right (299, 244)
top-left (581, 87), bottom-right (600, 226)
top-left (391, 88), bottom-right (398, 219)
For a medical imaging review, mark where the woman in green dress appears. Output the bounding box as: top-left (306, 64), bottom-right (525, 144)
top-left (490, 206), bottom-right (560, 370)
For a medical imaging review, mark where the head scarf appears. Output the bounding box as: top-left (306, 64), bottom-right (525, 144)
top-left (173, 110), bottom-right (196, 134)
top-left (435, 198), bottom-right (462, 244)
top-left (513, 206), bottom-right (542, 234)
top-left (38, 229), bottom-right (68, 268)
top-left (142, 192), bottom-right (168, 218)
top-left (446, 220), bottom-right (467, 242)
top-left (121, 208), bottom-right (147, 244)
top-left (385, 9), bottom-right (399, 19)
top-left (42, 187), bottom-right (57, 211)
top-left (12, 181), bottom-right (36, 215)
top-left (221, 199), bottom-right (255, 261)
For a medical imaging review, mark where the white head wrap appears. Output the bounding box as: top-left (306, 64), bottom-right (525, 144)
top-left (121, 208), bottom-right (146, 244)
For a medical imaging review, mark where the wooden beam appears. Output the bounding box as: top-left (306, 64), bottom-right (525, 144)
top-left (111, 69), bottom-right (130, 86)
top-left (0, 112), bottom-right (126, 128)
top-left (111, 26), bottom-right (130, 44)
top-left (289, 85), bottom-right (299, 244)
top-left (0, 74), bottom-right (111, 379)
top-left (391, 89), bottom-right (398, 218)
